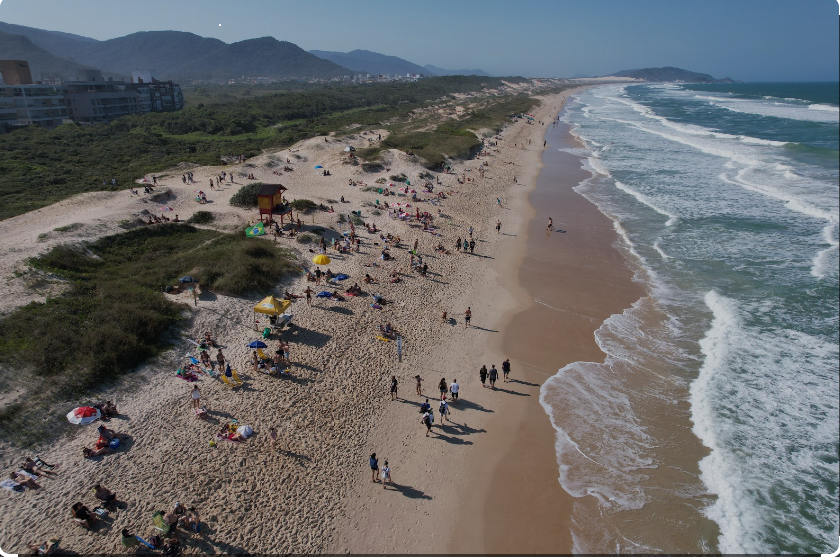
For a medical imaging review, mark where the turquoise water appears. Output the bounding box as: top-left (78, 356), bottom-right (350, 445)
top-left (542, 83), bottom-right (839, 553)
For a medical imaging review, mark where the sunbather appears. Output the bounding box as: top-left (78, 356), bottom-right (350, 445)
top-left (9, 471), bottom-right (39, 489)
top-left (217, 425), bottom-right (245, 442)
top-left (71, 502), bottom-right (95, 528)
top-left (363, 274), bottom-right (377, 284)
top-left (22, 458), bottom-right (56, 476)
top-left (93, 484), bottom-right (121, 510)
top-left (82, 446), bottom-right (111, 458)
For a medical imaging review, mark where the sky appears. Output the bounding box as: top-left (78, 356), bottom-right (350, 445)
top-left (0, 0), bottom-right (838, 81)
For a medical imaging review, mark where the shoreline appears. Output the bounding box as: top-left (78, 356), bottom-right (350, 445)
top-left (452, 101), bottom-right (645, 552)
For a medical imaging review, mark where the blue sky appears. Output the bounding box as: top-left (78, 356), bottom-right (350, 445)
top-left (0, 0), bottom-right (837, 81)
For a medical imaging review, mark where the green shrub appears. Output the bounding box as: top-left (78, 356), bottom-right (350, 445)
top-left (0, 224), bottom-right (297, 444)
top-left (362, 162), bottom-right (384, 173)
top-left (350, 214), bottom-right (364, 226)
top-left (296, 233), bottom-right (313, 244)
top-left (230, 182), bottom-right (262, 208)
top-left (187, 210), bottom-right (215, 224)
top-left (371, 209), bottom-right (382, 216)
top-left (289, 198), bottom-right (317, 213)
top-left (389, 173), bottom-right (408, 183)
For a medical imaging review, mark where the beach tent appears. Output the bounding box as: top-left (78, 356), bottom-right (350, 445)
top-left (253, 295), bottom-right (291, 327)
top-left (343, 145), bottom-right (356, 152)
top-left (245, 222), bottom-right (265, 237)
top-left (66, 406), bottom-right (101, 425)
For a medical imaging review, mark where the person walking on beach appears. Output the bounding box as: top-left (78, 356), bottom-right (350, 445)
top-left (502, 359), bottom-right (511, 382)
top-left (191, 385), bottom-right (201, 409)
top-left (216, 349), bottom-right (226, 370)
top-left (463, 238), bottom-right (469, 252)
top-left (547, 217), bottom-right (554, 232)
top-left (496, 220), bottom-right (501, 234)
top-left (381, 460), bottom-right (392, 489)
top-left (468, 225), bottom-right (474, 238)
top-left (479, 365), bottom-right (488, 387)
top-left (456, 237), bottom-right (462, 252)
top-left (438, 378), bottom-right (448, 400)
top-left (469, 239), bottom-right (475, 254)
top-left (488, 365), bottom-right (499, 389)
top-left (450, 379), bottom-right (459, 401)
top-left (415, 375), bottom-right (423, 396)
top-left (464, 307), bottom-right (472, 329)
top-left (422, 411), bottom-right (433, 437)
top-left (390, 375), bottom-right (398, 400)
top-left (439, 399), bottom-right (450, 423)
top-left (369, 453), bottom-right (379, 482)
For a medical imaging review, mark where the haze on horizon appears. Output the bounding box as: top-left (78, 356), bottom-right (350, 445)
top-left (0, 0), bottom-right (837, 82)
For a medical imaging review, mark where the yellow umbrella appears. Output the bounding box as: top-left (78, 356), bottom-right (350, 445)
top-left (312, 254), bottom-right (331, 265)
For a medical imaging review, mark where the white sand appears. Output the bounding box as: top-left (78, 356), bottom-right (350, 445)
top-left (0, 88), bottom-right (578, 554)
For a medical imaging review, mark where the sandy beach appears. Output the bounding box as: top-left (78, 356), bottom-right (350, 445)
top-left (0, 86), bottom-right (641, 554)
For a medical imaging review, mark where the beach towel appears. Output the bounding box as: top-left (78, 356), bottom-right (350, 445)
top-left (1, 478), bottom-right (25, 492)
top-left (316, 291), bottom-right (332, 298)
top-left (371, 304), bottom-right (382, 309)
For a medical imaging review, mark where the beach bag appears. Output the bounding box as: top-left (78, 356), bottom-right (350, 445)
top-left (109, 438), bottom-right (121, 449)
top-left (237, 425), bottom-right (253, 438)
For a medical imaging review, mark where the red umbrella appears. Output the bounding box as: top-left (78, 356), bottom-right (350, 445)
top-left (66, 406), bottom-right (101, 425)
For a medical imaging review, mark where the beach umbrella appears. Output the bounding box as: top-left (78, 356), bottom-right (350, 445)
top-left (312, 254), bottom-right (331, 265)
top-left (314, 165), bottom-right (324, 169)
top-left (247, 340), bottom-right (268, 349)
top-left (160, 206), bottom-right (173, 212)
top-left (66, 406), bottom-right (101, 425)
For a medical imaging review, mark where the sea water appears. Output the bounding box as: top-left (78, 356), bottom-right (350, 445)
top-left (542, 83), bottom-right (839, 553)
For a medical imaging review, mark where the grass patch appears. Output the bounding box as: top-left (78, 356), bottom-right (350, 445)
top-left (0, 224), bottom-right (296, 446)
top-left (187, 210), bottom-right (215, 224)
top-left (389, 173), bottom-right (408, 183)
top-left (54, 223), bottom-right (84, 233)
top-left (296, 233), bottom-right (313, 244)
top-left (230, 182), bottom-right (262, 208)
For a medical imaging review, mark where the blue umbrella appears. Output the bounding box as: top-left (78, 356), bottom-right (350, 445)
top-left (247, 341), bottom-right (268, 349)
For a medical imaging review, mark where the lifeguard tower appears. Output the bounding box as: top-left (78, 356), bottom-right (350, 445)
top-left (257, 183), bottom-right (289, 225)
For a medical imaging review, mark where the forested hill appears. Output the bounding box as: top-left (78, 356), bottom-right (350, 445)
top-left (0, 24), bottom-right (353, 81)
top-left (609, 66), bottom-right (737, 83)
top-left (310, 49), bottom-right (429, 76)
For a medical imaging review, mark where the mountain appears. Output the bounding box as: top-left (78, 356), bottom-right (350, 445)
top-left (177, 37), bottom-right (352, 80)
top-left (424, 65), bottom-right (492, 77)
top-left (0, 30), bottom-right (97, 81)
top-left (0, 21), bottom-right (97, 57)
top-left (0, 24), bottom-right (352, 81)
top-left (310, 49), bottom-right (428, 76)
top-left (609, 66), bottom-right (737, 83)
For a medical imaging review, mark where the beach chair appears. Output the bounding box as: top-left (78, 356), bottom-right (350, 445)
top-left (152, 511), bottom-right (171, 535)
top-left (220, 374), bottom-right (237, 388)
top-left (257, 348), bottom-right (269, 362)
top-left (230, 368), bottom-right (244, 385)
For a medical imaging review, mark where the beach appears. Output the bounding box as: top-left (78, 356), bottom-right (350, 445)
top-left (0, 86), bottom-right (641, 554)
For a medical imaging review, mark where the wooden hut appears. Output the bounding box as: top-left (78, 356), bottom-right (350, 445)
top-left (257, 183), bottom-right (288, 225)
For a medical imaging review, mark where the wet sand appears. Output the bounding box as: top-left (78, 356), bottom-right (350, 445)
top-left (452, 120), bottom-right (645, 553)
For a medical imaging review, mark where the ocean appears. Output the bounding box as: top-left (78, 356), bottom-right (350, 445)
top-left (542, 82), bottom-right (839, 554)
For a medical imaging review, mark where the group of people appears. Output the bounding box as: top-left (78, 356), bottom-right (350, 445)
top-left (478, 359), bottom-right (511, 388)
top-left (455, 236), bottom-right (477, 254)
top-left (181, 172), bottom-right (195, 184)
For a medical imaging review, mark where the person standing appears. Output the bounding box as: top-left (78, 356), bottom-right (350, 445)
top-left (438, 378), bottom-right (448, 400)
top-left (456, 237), bottom-right (462, 252)
top-left (381, 461), bottom-right (392, 489)
top-left (464, 307), bottom-right (472, 329)
top-left (390, 375), bottom-right (398, 400)
top-left (304, 286), bottom-right (313, 306)
top-left (488, 365), bottom-right (498, 389)
top-left (496, 220), bottom-right (501, 234)
top-left (502, 359), bottom-right (511, 382)
top-left (369, 453), bottom-right (379, 482)
top-left (449, 379), bottom-right (459, 401)
top-left (191, 385), bottom-right (201, 409)
top-left (479, 365), bottom-right (488, 388)
top-left (468, 225), bottom-right (474, 238)
top-left (469, 239), bottom-right (475, 254)
top-left (415, 375), bottom-right (423, 396)
top-left (463, 238), bottom-right (469, 252)
top-left (216, 349), bottom-right (226, 370)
